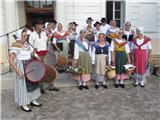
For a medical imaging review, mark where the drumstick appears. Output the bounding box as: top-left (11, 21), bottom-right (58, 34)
top-left (24, 68), bottom-right (38, 76)
top-left (26, 35), bottom-right (38, 52)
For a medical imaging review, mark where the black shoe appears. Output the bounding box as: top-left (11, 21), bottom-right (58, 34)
top-left (119, 84), bottom-right (125, 88)
top-left (40, 89), bottom-right (46, 94)
top-left (21, 106), bottom-right (32, 112)
top-left (79, 85), bottom-right (83, 90)
top-left (95, 85), bottom-right (99, 89)
top-left (30, 102), bottom-right (42, 107)
top-left (140, 84), bottom-right (145, 88)
top-left (102, 84), bottom-right (107, 89)
top-left (83, 85), bottom-right (89, 90)
top-left (133, 83), bottom-right (139, 87)
top-left (49, 87), bottom-right (60, 91)
top-left (114, 84), bottom-right (119, 88)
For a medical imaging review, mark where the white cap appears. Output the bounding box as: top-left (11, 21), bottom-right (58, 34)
top-left (136, 26), bottom-right (144, 35)
top-left (45, 22), bottom-right (49, 29)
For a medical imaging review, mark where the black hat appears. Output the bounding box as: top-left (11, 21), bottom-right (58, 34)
top-left (52, 20), bottom-right (57, 24)
top-left (100, 17), bottom-right (107, 23)
top-left (72, 21), bottom-right (78, 26)
top-left (94, 21), bottom-right (101, 27)
top-left (87, 17), bottom-right (93, 22)
top-left (34, 18), bottom-right (44, 26)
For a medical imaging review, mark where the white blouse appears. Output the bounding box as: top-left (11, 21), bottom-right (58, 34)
top-left (131, 38), bottom-right (152, 50)
top-left (107, 27), bottom-right (119, 34)
top-left (52, 31), bottom-right (70, 44)
top-left (100, 24), bottom-right (111, 34)
top-left (74, 39), bottom-right (92, 60)
top-left (29, 31), bottom-right (48, 51)
top-left (10, 43), bottom-right (31, 60)
top-left (110, 39), bottom-right (130, 53)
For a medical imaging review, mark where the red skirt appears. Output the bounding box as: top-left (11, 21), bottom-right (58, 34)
top-left (133, 49), bottom-right (147, 74)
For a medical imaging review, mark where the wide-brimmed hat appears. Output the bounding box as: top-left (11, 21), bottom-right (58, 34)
top-left (94, 21), bottom-right (101, 27)
top-left (34, 18), bottom-right (44, 25)
top-left (72, 21), bottom-right (78, 26)
top-left (87, 17), bottom-right (94, 22)
top-left (100, 17), bottom-right (107, 23)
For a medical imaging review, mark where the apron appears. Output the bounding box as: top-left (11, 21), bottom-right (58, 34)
top-left (132, 37), bottom-right (150, 74)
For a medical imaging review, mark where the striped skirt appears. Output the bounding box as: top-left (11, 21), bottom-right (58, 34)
top-left (14, 60), bottom-right (41, 106)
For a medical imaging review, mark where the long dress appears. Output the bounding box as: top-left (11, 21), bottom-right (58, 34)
top-left (131, 36), bottom-right (152, 80)
top-left (10, 42), bottom-right (41, 106)
top-left (93, 41), bottom-right (110, 83)
top-left (110, 38), bottom-right (130, 80)
top-left (73, 39), bottom-right (92, 81)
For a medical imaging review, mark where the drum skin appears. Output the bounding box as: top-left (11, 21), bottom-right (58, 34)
top-left (41, 65), bottom-right (57, 83)
top-left (43, 50), bottom-right (57, 66)
top-left (25, 59), bottom-right (46, 83)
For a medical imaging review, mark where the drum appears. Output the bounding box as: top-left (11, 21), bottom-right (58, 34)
top-left (56, 54), bottom-right (68, 67)
top-left (43, 50), bottom-right (57, 66)
top-left (41, 65), bottom-right (57, 83)
top-left (25, 59), bottom-right (46, 83)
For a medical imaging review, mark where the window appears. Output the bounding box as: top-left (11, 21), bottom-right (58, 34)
top-left (26, 0), bottom-right (54, 8)
top-left (106, 1), bottom-right (125, 27)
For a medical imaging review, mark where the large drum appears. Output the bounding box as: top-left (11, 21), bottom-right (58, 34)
top-left (25, 59), bottom-right (46, 83)
top-left (43, 50), bottom-right (57, 66)
top-left (43, 50), bottom-right (68, 68)
top-left (41, 65), bottom-right (57, 83)
top-left (56, 54), bottom-right (68, 67)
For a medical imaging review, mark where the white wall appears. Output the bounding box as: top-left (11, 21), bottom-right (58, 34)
top-left (0, 0), bottom-right (19, 63)
top-left (125, 0), bottom-right (160, 54)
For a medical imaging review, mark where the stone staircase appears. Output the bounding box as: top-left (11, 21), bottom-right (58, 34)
top-left (1, 71), bottom-right (138, 89)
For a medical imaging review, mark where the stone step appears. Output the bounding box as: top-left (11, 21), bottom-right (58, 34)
top-left (1, 72), bottom-right (143, 89)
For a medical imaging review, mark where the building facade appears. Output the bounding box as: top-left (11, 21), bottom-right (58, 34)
top-left (0, 0), bottom-right (160, 63)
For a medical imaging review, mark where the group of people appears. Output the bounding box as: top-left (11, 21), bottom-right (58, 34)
top-left (9, 17), bottom-right (152, 112)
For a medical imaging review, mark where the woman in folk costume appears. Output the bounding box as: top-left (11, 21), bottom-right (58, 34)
top-left (73, 30), bottom-right (92, 90)
top-left (92, 33), bottom-right (110, 89)
top-left (9, 30), bottom-right (42, 112)
top-left (132, 27), bottom-right (152, 87)
top-left (122, 21), bottom-right (135, 49)
top-left (67, 22), bottom-right (79, 58)
top-left (106, 19), bottom-right (119, 44)
top-left (110, 29), bottom-right (131, 88)
top-left (52, 23), bottom-right (70, 57)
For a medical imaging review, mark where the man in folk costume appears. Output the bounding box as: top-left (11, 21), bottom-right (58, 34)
top-left (92, 33), bottom-right (110, 89)
top-left (73, 30), bottom-right (92, 90)
top-left (29, 19), bottom-right (59, 94)
top-left (110, 29), bottom-right (131, 88)
top-left (132, 27), bottom-right (152, 87)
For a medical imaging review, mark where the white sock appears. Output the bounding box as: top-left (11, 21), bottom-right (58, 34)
top-left (96, 82), bottom-right (99, 85)
top-left (134, 79), bottom-right (139, 85)
top-left (78, 80), bottom-right (83, 86)
top-left (116, 80), bottom-right (119, 84)
top-left (120, 80), bottom-right (124, 84)
top-left (102, 80), bottom-right (106, 85)
top-left (32, 100), bottom-right (40, 105)
top-left (22, 105), bottom-right (30, 110)
top-left (140, 79), bottom-right (145, 86)
top-left (83, 82), bottom-right (86, 86)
